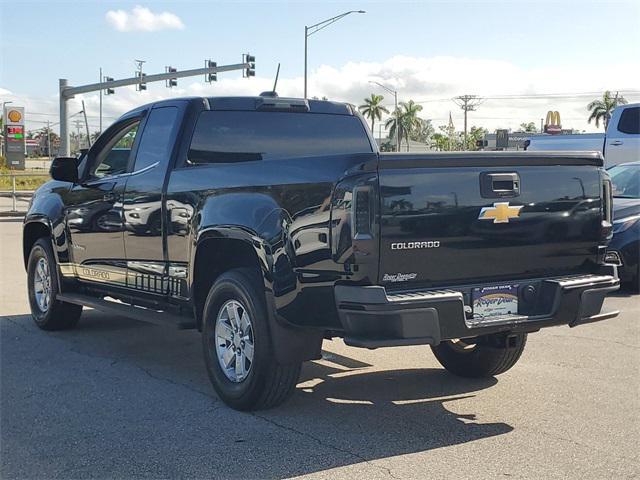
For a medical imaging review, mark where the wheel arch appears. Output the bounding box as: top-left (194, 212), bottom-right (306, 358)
top-left (23, 219), bottom-right (54, 270)
top-left (191, 228), bottom-right (270, 331)
top-left (190, 227), bottom-right (322, 364)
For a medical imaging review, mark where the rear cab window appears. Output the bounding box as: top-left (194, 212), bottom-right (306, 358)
top-left (616, 107), bottom-right (640, 135)
top-left (187, 111), bottom-right (372, 164)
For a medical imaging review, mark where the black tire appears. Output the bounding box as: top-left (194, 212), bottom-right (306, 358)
top-left (431, 333), bottom-right (527, 378)
top-left (201, 268), bottom-right (301, 411)
top-left (27, 238), bottom-right (82, 330)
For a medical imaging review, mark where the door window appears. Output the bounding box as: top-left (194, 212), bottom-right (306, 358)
top-left (91, 121), bottom-right (140, 179)
top-left (132, 107), bottom-right (178, 172)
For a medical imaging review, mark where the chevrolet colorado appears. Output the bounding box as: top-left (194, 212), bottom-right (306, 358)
top-left (24, 95), bottom-right (620, 410)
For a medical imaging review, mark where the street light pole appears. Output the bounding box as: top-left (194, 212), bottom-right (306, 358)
top-left (99, 67), bottom-right (103, 135)
top-left (304, 10), bottom-right (365, 99)
top-left (370, 81), bottom-right (400, 152)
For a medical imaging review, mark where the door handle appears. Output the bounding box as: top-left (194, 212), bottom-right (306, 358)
top-left (103, 192), bottom-right (117, 202)
top-left (610, 140), bottom-right (623, 146)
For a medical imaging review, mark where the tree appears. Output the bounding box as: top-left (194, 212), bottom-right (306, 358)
top-left (383, 99), bottom-right (427, 151)
top-left (385, 108), bottom-right (405, 151)
top-left (466, 126), bottom-right (488, 150)
top-left (436, 122), bottom-right (458, 151)
top-left (399, 100), bottom-right (423, 151)
top-left (518, 122), bottom-right (538, 133)
top-left (431, 133), bottom-right (449, 151)
top-left (359, 94), bottom-right (389, 135)
top-left (410, 118), bottom-right (435, 143)
top-left (587, 91), bottom-right (628, 130)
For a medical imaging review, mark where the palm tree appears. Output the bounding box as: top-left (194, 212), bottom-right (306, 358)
top-left (587, 91), bottom-right (628, 130)
top-left (359, 94), bottom-right (389, 135)
top-left (519, 122), bottom-right (538, 133)
top-left (385, 100), bottom-right (425, 151)
top-left (400, 100), bottom-right (423, 151)
top-left (385, 109), bottom-right (407, 151)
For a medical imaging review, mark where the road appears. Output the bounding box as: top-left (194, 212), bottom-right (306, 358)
top-left (1, 218), bottom-right (638, 479)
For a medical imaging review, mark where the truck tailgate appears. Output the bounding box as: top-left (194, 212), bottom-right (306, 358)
top-left (378, 152), bottom-right (605, 288)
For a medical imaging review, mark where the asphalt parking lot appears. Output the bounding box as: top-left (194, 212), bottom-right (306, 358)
top-left (1, 217), bottom-right (638, 479)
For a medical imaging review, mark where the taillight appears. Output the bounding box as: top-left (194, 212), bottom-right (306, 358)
top-left (352, 185), bottom-right (373, 238)
top-left (601, 176), bottom-right (613, 241)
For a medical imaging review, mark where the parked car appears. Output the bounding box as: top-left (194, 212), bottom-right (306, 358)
top-left (24, 95), bottom-right (619, 411)
top-left (605, 161), bottom-right (640, 288)
top-left (525, 103), bottom-right (640, 168)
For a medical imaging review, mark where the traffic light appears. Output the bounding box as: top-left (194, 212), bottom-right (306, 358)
top-left (136, 72), bottom-right (147, 91)
top-left (205, 60), bottom-right (217, 82)
top-left (166, 66), bottom-right (177, 88)
top-left (243, 54), bottom-right (255, 78)
top-left (104, 76), bottom-right (115, 95)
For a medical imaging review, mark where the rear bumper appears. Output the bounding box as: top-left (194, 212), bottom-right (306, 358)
top-left (334, 266), bottom-right (620, 348)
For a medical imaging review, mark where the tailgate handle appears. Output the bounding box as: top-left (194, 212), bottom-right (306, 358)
top-left (480, 172), bottom-right (520, 198)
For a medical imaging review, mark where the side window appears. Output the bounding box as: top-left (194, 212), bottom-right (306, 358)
top-left (92, 121), bottom-right (140, 179)
top-left (132, 107), bottom-right (178, 171)
top-left (617, 107), bottom-right (640, 135)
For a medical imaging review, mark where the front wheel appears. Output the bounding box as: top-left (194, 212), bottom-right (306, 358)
top-left (27, 238), bottom-right (82, 330)
top-left (431, 333), bottom-right (527, 378)
top-left (201, 268), bottom-right (301, 411)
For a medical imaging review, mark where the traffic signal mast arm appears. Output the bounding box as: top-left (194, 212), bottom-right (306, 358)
top-left (59, 59), bottom-right (254, 156)
top-left (61, 62), bottom-right (252, 99)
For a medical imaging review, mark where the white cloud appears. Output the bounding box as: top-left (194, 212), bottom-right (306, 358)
top-left (4, 55), bottom-right (638, 135)
top-left (105, 6), bottom-right (184, 32)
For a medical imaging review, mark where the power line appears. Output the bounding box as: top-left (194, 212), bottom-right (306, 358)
top-left (414, 90), bottom-right (640, 104)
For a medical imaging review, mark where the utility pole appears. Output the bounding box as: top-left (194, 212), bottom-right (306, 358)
top-left (74, 119), bottom-right (82, 152)
top-left (453, 95), bottom-right (483, 149)
top-left (46, 120), bottom-right (51, 160)
top-left (59, 58), bottom-right (253, 155)
top-left (81, 100), bottom-right (91, 148)
top-left (607, 91), bottom-right (620, 130)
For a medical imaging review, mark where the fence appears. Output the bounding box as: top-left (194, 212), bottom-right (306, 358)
top-left (0, 173), bottom-right (50, 216)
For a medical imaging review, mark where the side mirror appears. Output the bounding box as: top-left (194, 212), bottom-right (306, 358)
top-left (50, 157), bottom-right (79, 183)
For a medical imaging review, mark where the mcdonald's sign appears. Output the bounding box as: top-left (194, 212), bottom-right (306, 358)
top-left (544, 110), bottom-right (562, 134)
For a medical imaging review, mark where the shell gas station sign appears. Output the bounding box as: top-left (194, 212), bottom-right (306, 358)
top-left (2, 106), bottom-right (26, 169)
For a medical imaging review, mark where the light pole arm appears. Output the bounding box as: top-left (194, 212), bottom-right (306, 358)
top-left (306, 10), bottom-right (364, 35)
top-left (304, 10), bottom-right (365, 100)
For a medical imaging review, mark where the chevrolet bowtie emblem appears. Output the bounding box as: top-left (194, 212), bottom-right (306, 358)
top-left (478, 202), bottom-right (523, 224)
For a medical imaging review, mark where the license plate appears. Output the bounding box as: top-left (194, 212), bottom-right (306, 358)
top-left (472, 284), bottom-right (519, 319)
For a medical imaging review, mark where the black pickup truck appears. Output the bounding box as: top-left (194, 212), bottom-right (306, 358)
top-left (24, 95), bottom-right (620, 410)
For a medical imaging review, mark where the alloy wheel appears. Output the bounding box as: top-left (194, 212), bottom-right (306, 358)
top-left (33, 257), bottom-right (52, 313)
top-left (214, 299), bottom-right (255, 382)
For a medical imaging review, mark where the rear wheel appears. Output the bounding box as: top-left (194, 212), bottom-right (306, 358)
top-left (431, 333), bottom-right (527, 378)
top-left (27, 238), bottom-right (82, 330)
top-left (201, 268), bottom-right (301, 410)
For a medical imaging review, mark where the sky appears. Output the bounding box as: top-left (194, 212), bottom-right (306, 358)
top-left (1, 0), bottom-right (639, 136)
